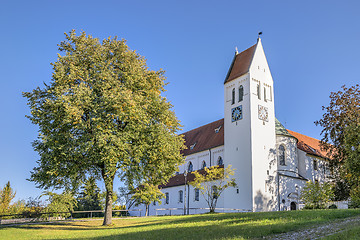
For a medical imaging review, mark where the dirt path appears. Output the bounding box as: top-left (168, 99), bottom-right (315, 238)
top-left (267, 216), bottom-right (360, 240)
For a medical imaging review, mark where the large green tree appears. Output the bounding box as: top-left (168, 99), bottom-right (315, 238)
top-left (315, 84), bottom-right (360, 200)
top-left (24, 30), bottom-right (185, 225)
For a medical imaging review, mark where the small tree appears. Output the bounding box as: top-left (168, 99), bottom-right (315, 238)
top-left (300, 181), bottom-right (334, 209)
top-left (131, 183), bottom-right (164, 216)
top-left (76, 177), bottom-right (101, 211)
top-left (189, 165), bottom-right (236, 213)
top-left (43, 191), bottom-right (77, 218)
top-left (0, 181), bottom-right (16, 214)
top-left (118, 186), bottom-right (136, 210)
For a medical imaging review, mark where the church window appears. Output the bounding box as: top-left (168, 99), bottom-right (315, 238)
top-left (178, 190), bottom-right (183, 203)
top-left (257, 84), bottom-right (261, 100)
top-left (279, 145), bottom-right (286, 166)
top-left (238, 85), bottom-right (244, 102)
top-left (313, 159), bottom-right (318, 170)
top-left (201, 161), bottom-right (206, 170)
top-left (195, 188), bottom-right (200, 201)
top-left (165, 192), bottom-right (169, 204)
top-left (232, 88), bottom-right (235, 105)
top-left (212, 186), bottom-right (218, 199)
top-left (188, 161), bottom-right (193, 172)
top-left (153, 201), bottom-right (156, 206)
top-left (217, 156), bottom-right (223, 166)
top-left (264, 87), bottom-right (267, 102)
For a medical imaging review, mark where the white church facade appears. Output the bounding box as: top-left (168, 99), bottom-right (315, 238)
top-left (130, 39), bottom-right (331, 216)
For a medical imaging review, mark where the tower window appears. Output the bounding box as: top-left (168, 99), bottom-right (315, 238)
top-left (257, 84), bottom-right (261, 100)
top-left (264, 87), bottom-right (267, 102)
top-left (232, 88), bottom-right (235, 105)
top-left (238, 85), bottom-right (244, 102)
top-left (279, 145), bottom-right (286, 166)
top-left (313, 159), bottom-right (318, 170)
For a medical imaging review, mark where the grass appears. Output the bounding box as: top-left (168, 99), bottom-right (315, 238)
top-left (323, 221), bottom-right (360, 240)
top-left (0, 209), bottom-right (360, 240)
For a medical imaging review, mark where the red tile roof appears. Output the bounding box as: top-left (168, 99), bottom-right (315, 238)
top-left (287, 130), bottom-right (328, 159)
top-left (160, 165), bottom-right (224, 189)
top-left (224, 44), bottom-right (257, 83)
top-left (181, 119), bottom-right (224, 156)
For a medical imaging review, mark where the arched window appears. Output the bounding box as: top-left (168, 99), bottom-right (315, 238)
top-left (279, 145), bottom-right (285, 166)
top-left (238, 85), bottom-right (244, 102)
top-left (194, 188), bottom-right (200, 201)
top-left (188, 161), bottom-right (193, 172)
top-left (178, 190), bottom-right (183, 203)
top-left (257, 84), bottom-right (261, 100)
top-left (165, 192), bottom-right (169, 204)
top-left (201, 161), bottom-right (206, 170)
top-left (217, 156), bottom-right (223, 166)
top-left (232, 88), bottom-right (235, 105)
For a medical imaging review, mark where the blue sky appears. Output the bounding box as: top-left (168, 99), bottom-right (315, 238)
top-left (1, 1), bottom-right (359, 201)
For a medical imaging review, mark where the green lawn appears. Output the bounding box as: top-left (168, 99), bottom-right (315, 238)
top-left (1, 209), bottom-right (360, 240)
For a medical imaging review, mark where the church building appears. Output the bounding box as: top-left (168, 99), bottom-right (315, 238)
top-left (130, 38), bottom-right (331, 216)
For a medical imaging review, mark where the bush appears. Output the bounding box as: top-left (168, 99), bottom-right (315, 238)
top-left (329, 204), bottom-right (338, 209)
top-left (300, 181), bottom-right (334, 209)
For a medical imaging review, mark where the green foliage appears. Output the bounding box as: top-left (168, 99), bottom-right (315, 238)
top-left (23, 30), bottom-right (185, 225)
top-left (349, 185), bottom-right (360, 208)
top-left (131, 183), bottom-right (164, 216)
top-left (189, 165), bottom-right (237, 213)
top-left (43, 191), bottom-right (77, 218)
top-left (328, 204), bottom-right (337, 209)
top-left (0, 181), bottom-right (16, 214)
top-left (76, 177), bottom-right (101, 211)
top-left (300, 181), bottom-right (334, 209)
top-left (316, 85), bottom-right (360, 200)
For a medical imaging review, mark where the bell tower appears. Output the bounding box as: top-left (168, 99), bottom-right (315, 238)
top-left (223, 38), bottom-right (277, 211)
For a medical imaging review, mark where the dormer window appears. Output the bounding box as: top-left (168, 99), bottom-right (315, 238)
top-left (214, 125), bottom-right (222, 133)
top-left (190, 142), bottom-right (196, 150)
top-left (232, 88), bottom-right (235, 105)
top-left (238, 85), bottom-right (244, 102)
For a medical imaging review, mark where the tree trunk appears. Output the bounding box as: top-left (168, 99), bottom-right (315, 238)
top-left (102, 173), bottom-right (115, 226)
top-left (145, 204), bottom-right (149, 217)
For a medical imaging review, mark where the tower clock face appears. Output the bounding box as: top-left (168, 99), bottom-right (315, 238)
top-left (258, 105), bottom-right (269, 122)
top-left (231, 106), bottom-right (243, 122)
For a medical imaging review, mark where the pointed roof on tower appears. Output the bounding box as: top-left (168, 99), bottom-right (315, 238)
top-left (224, 42), bottom-right (257, 83)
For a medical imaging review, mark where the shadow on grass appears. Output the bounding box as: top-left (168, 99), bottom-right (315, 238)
top-left (2, 209), bottom-right (360, 240)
